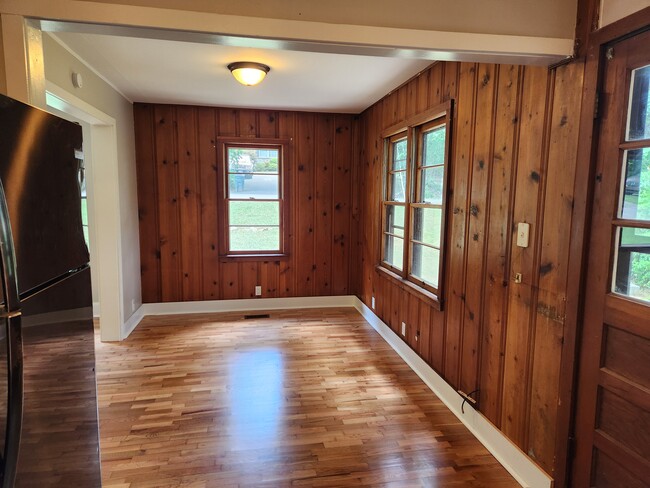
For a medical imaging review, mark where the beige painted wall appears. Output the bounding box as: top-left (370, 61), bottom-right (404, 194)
top-left (42, 33), bottom-right (141, 322)
top-left (600, 0), bottom-right (650, 26)
top-left (82, 0), bottom-right (577, 38)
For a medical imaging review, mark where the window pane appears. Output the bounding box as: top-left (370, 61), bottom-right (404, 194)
top-left (229, 174), bottom-right (278, 199)
top-left (411, 244), bottom-right (440, 288)
top-left (383, 234), bottom-right (404, 270)
top-left (228, 148), bottom-right (279, 173)
top-left (420, 166), bottom-right (444, 204)
top-left (389, 171), bottom-right (407, 202)
top-left (229, 201), bottom-right (279, 226)
top-left (620, 148), bottom-right (650, 221)
top-left (392, 139), bottom-right (407, 170)
top-left (412, 207), bottom-right (442, 247)
top-left (613, 227), bottom-right (650, 303)
top-left (385, 204), bottom-right (405, 237)
top-left (230, 226), bottom-right (280, 251)
top-left (422, 126), bottom-right (446, 167)
top-left (626, 65), bottom-right (650, 142)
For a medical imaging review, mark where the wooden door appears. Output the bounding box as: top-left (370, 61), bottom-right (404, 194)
top-left (573, 30), bottom-right (650, 487)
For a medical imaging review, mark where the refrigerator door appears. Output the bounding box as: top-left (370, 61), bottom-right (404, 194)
top-left (0, 94), bottom-right (89, 298)
top-left (0, 179), bottom-right (22, 488)
top-left (15, 266), bottom-right (101, 487)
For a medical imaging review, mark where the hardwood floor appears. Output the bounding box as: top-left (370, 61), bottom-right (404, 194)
top-left (95, 308), bottom-right (519, 487)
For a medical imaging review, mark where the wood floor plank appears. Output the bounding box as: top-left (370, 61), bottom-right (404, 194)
top-left (95, 308), bottom-right (519, 487)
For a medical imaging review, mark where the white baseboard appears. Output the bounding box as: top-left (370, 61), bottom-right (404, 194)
top-left (120, 295), bottom-right (357, 340)
top-left (140, 295), bottom-right (357, 316)
top-left (121, 305), bottom-right (145, 340)
top-left (352, 297), bottom-right (551, 488)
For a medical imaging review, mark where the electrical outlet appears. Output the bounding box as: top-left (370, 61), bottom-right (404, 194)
top-left (371, 296), bottom-right (375, 309)
top-left (131, 299), bottom-right (136, 312)
top-left (255, 285), bottom-right (262, 296)
top-left (401, 322), bottom-right (406, 336)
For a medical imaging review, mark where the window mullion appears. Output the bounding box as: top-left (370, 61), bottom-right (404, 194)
top-left (402, 126), bottom-right (415, 278)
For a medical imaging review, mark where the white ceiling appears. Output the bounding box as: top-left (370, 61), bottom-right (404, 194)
top-left (51, 32), bottom-right (433, 113)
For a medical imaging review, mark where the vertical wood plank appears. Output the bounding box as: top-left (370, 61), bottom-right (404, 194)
top-left (197, 107), bottom-right (219, 300)
top-left (479, 65), bottom-right (521, 426)
top-left (240, 262), bottom-right (259, 298)
top-left (176, 106), bottom-right (203, 301)
top-left (396, 85), bottom-right (408, 123)
top-left (278, 112), bottom-right (296, 297)
top-left (460, 63), bottom-right (497, 396)
top-left (430, 310), bottom-right (445, 373)
top-left (153, 105), bottom-right (182, 302)
top-left (443, 62), bottom-right (476, 387)
top-left (501, 66), bottom-right (551, 446)
top-left (416, 70), bottom-right (429, 113)
top-left (384, 90), bottom-right (398, 129)
top-left (133, 104), bottom-right (161, 303)
top-left (407, 293), bottom-right (420, 351)
top-left (314, 115), bottom-right (334, 295)
top-left (443, 62), bottom-right (460, 102)
top-left (238, 109), bottom-right (257, 137)
top-left (390, 282), bottom-right (400, 334)
top-left (419, 301), bottom-right (431, 363)
top-left (332, 115), bottom-right (353, 295)
top-left (428, 63), bottom-right (444, 108)
top-left (406, 78), bottom-right (418, 119)
top-left (527, 62), bottom-right (584, 474)
top-left (217, 108), bottom-right (240, 299)
top-left (260, 261), bottom-right (280, 297)
top-left (258, 110), bottom-right (278, 138)
top-left (296, 113), bottom-right (316, 296)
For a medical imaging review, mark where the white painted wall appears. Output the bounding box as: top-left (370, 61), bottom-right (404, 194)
top-left (42, 33), bottom-right (142, 325)
top-left (600, 0), bottom-right (650, 26)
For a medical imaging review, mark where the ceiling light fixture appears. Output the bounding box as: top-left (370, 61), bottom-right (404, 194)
top-left (227, 62), bottom-right (270, 86)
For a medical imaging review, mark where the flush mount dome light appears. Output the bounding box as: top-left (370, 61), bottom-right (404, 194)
top-left (227, 62), bottom-right (270, 86)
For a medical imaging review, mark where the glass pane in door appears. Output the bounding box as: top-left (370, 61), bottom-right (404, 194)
top-left (612, 226), bottom-right (650, 303)
top-left (619, 148), bottom-right (650, 221)
top-left (626, 65), bottom-right (650, 141)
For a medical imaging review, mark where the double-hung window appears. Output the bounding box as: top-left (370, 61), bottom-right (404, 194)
top-left (380, 102), bottom-right (452, 305)
top-left (218, 139), bottom-right (289, 258)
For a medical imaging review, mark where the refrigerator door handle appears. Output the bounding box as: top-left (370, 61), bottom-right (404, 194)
top-left (1, 314), bottom-right (21, 488)
top-left (0, 180), bottom-right (23, 488)
top-left (0, 180), bottom-right (20, 313)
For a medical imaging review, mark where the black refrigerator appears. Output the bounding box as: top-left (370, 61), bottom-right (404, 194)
top-left (0, 94), bottom-right (101, 487)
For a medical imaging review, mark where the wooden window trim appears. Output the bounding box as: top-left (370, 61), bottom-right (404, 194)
top-left (381, 131), bottom-right (409, 275)
top-left (379, 100), bottom-right (453, 307)
top-left (216, 138), bottom-right (291, 260)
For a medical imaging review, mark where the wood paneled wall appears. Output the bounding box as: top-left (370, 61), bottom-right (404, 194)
top-left (355, 60), bottom-right (585, 478)
top-left (134, 105), bottom-right (356, 303)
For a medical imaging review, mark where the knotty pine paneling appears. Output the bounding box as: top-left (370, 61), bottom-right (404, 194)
top-left (135, 105), bottom-right (356, 302)
top-left (356, 60), bottom-right (586, 479)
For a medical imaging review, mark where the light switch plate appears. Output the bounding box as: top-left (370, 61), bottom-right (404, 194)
top-left (401, 322), bottom-right (406, 336)
top-left (255, 285), bottom-right (262, 296)
top-left (371, 296), bottom-right (375, 309)
top-left (517, 222), bottom-right (530, 248)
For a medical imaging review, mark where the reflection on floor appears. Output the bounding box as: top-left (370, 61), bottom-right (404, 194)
top-left (95, 308), bottom-right (519, 487)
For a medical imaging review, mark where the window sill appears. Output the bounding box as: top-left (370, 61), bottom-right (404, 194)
top-left (219, 253), bottom-right (289, 263)
top-left (376, 265), bottom-right (443, 311)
